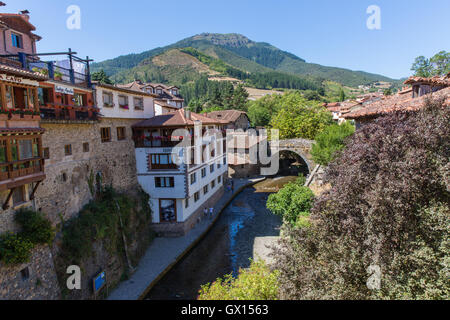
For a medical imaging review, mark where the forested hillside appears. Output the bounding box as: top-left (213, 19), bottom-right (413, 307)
top-left (92, 33), bottom-right (396, 88)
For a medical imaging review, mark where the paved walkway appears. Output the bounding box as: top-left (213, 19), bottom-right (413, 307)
top-left (107, 177), bottom-right (265, 300)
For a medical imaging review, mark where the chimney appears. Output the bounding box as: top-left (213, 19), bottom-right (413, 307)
top-left (184, 109), bottom-right (191, 120)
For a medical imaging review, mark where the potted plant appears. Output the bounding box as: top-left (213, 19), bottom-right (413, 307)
top-left (54, 70), bottom-right (63, 81)
top-left (120, 104), bottom-right (129, 110)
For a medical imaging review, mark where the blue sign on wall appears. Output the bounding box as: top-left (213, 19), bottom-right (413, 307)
top-left (93, 271), bottom-right (106, 293)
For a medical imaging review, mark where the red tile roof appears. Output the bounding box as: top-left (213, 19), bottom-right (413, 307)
top-left (344, 87), bottom-right (450, 120)
top-left (133, 109), bottom-right (229, 128)
top-left (205, 110), bottom-right (249, 123)
top-left (404, 74), bottom-right (450, 87)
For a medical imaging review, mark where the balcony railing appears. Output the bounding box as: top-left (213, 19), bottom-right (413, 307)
top-left (40, 104), bottom-right (99, 122)
top-left (0, 50), bottom-right (93, 88)
top-left (0, 159), bottom-right (44, 183)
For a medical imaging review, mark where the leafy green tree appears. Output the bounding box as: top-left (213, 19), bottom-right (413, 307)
top-left (311, 122), bottom-right (355, 166)
top-left (411, 51), bottom-right (449, 77)
top-left (247, 94), bottom-right (282, 127)
top-left (91, 69), bottom-right (113, 84)
top-left (430, 51), bottom-right (450, 76)
top-left (198, 260), bottom-right (280, 300)
top-left (269, 92), bottom-right (332, 140)
top-left (267, 180), bottom-right (315, 226)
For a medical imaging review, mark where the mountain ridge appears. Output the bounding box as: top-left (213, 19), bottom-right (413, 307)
top-left (92, 33), bottom-right (397, 87)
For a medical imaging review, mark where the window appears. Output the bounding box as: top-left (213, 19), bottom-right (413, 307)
top-left (218, 162), bottom-right (221, 169)
top-left (185, 198), bottom-right (189, 209)
top-left (11, 33), bottom-right (23, 48)
top-left (118, 95), bottom-right (129, 109)
top-left (194, 192), bottom-right (200, 202)
top-left (159, 199), bottom-right (176, 223)
top-left (13, 186), bottom-right (26, 206)
top-left (211, 180), bottom-right (216, 189)
top-left (101, 127), bottom-right (111, 143)
top-left (223, 156), bottom-right (227, 165)
top-left (190, 172), bottom-right (197, 185)
top-left (74, 93), bottom-right (86, 107)
top-left (150, 154), bottom-right (177, 170)
top-left (210, 164), bottom-right (215, 173)
top-left (103, 91), bottom-right (113, 107)
top-left (62, 172), bottom-right (67, 182)
top-left (64, 145), bottom-right (72, 156)
top-left (20, 267), bottom-right (30, 281)
top-left (155, 177), bottom-right (174, 188)
top-left (134, 97), bottom-right (144, 110)
top-left (5, 85), bottom-right (14, 109)
top-left (83, 143), bottom-right (89, 153)
top-left (201, 168), bottom-right (206, 178)
top-left (0, 140), bottom-right (7, 164)
top-left (218, 176), bottom-right (222, 184)
top-left (203, 185), bottom-right (209, 195)
top-left (117, 127), bottom-right (126, 141)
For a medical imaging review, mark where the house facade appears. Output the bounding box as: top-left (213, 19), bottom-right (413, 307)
top-left (205, 110), bottom-right (260, 178)
top-left (132, 109), bottom-right (229, 236)
top-left (118, 81), bottom-right (184, 114)
top-left (0, 13), bottom-right (40, 56)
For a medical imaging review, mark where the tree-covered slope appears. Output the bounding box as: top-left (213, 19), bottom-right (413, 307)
top-left (92, 33), bottom-right (397, 87)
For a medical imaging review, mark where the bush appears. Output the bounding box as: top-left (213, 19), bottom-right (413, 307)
top-left (15, 209), bottom-right (55, 245)
top-left (0, 233), bottom-right (34, 265)
top-left (311, 122), bottom-right (355, 166)
top-left (198, 260), bottom-right (280, 300)
top-left (273, 98), bottom-right (450, 300)
top-left (0, 209), bottom-right (54, 265)
top-left (266, 181), bottom-right (314, 226)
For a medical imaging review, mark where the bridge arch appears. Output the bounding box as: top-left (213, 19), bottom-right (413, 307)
top-left (268, 138), bottom-right (316, 176)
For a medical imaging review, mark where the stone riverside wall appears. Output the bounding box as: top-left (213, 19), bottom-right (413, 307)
top-left (34, 118), bottom-right (140, 224)
top-left (0, 118), bottom-right (146, 300)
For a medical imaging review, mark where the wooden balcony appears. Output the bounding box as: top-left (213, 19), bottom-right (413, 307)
top-left (0, 158), bottom-right (45, 192)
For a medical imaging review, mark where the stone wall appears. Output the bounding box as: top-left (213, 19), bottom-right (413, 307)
top-left (1, 117), bottom-right (146, 300)
top-left (34, 118), bottom-right (140, 225)
top-left (0, 244), bottom-right (60, 300)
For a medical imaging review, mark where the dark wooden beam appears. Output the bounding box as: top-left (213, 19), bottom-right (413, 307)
top-left (29, 181), bottom-right (41, 201)
top-left (2, 188), bottom-right (15, 210)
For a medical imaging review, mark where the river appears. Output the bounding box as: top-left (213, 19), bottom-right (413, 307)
top-left (145, 176), bottom-right (297, 300)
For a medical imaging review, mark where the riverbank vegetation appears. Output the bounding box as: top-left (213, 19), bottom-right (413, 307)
top-left (273, 98), bottom-right (449, 299)
top-left (266, 176), bottom-right (315, 228)
top-left (311, 122), bottom-right (355, 166)
top-left (55, 186), bottom-right (154, 299)
top-left (198, 260), bottom-right (280, 300)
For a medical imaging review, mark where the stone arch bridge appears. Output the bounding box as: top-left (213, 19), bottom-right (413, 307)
top-left (268, 138), bottom-right (317, 175)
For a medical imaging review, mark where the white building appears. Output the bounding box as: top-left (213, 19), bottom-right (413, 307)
top-left (93, 82), bottom-right (156, 119)
top-left (117, 81), bottom-right (184, 114)
top-left (132, 109), bottom-right (229, 236)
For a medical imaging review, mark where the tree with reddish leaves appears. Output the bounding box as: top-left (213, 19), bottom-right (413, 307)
top-left (273, 98), bottom-right (449, 300)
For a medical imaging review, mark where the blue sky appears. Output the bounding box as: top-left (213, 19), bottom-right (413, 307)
top-left (6, 0), bottom-right (450, 79)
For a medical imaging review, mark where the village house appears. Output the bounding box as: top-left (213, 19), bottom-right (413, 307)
top-left (118, 81), bottom-right (184, 115)
top-left (0, 12), bottom-right (40, 57)
top-left (132, 109), bottom-right (229, 236)
top-left (205, 110), bottom-right (261, 178)
top-left (324, 101), bottom-right (362, 124)
top-left (344, 74), bottom-right (450, 128)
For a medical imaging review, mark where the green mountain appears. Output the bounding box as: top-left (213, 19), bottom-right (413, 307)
top-left (92, 33), bottom-right (396, 87)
